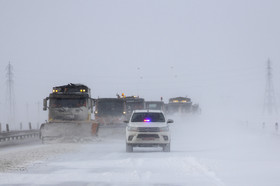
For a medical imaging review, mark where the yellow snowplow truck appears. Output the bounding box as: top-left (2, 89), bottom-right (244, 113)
top-left (40, 83), bottom-right (98, 143)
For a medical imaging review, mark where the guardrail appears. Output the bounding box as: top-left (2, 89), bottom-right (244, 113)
top-left (0, 123), bottom-right (40, 142)
top-left (0, 130), bottom-right (40, 142)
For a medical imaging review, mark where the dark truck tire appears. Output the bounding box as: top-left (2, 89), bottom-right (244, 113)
top-left (126, 143), bottom-right (133, 152)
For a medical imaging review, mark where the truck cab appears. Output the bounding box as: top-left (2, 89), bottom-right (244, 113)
top-left (94, 98), bottom-right (126, 125)
top-left (43, 83), bottom-right (94, 122)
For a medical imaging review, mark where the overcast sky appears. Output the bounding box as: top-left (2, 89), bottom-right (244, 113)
top-left (0, 0), bottom-right (280, 126)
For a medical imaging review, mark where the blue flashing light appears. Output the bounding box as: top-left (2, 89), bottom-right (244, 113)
top-left (144, 118), bottom-right (151, 122)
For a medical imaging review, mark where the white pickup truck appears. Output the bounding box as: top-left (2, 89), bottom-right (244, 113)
top-left (125, 110), bottom-right (173, 152)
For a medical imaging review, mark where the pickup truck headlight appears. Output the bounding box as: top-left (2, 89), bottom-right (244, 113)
top-left (159, 126), bottom-right (169, 132)
top-left (127, 126), bottom-right (138, 132)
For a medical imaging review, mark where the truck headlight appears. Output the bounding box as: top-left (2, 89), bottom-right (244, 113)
top-left (127, 126), bottom-right (138, 132)
top-left (160, 126), bottom-right (169, 132)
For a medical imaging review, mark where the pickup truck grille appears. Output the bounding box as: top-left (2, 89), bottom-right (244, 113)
top-left (137, 134), bottom-right (159, 138)
top-left (138, 127), bottom-right (160, 132)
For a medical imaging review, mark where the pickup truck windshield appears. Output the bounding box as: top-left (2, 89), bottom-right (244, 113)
top-left (131, 112), bottom-right (165, 122)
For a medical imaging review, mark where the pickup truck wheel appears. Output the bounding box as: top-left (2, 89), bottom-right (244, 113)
top-left (163, 143), bottom-right (170, 152)
top-left (126, 143), bottom-right (133, 152)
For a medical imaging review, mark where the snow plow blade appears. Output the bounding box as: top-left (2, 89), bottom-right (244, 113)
top-left (40, 121), bottom-right (98, 143)
top-left (97, 123), bottom-right (127, 138)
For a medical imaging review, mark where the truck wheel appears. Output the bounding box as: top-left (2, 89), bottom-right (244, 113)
top-left (126, 143), bottom-right (133, 152)
top-left (163, 143), bottom-right (170, 152)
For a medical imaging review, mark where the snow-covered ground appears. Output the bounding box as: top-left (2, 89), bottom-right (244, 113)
top-left (1, 114), bottom-right (280, 186)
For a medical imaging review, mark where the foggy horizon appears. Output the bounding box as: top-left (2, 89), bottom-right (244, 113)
top-left (1, 0), bottom-right (280, 127)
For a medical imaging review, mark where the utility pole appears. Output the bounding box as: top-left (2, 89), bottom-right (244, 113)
top-left (6, 62), bottom-right (15, 129)
top-left (263, 59), bottom-right (278, 115)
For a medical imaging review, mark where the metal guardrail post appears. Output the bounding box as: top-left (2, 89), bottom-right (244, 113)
top-left (6, 124), bottom-right (9, 132)
top-left (29, 122), bottom-right (32, 130)
top-left (20, 122), bottom-right (23, 130)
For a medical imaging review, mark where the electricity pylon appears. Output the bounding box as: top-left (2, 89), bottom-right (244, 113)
top-left (263, 59), bottom-right (278, 115)
top-left (6, 62), bottom-right (15, 128)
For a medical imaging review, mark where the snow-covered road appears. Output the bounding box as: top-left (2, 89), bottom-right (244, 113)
top-left (1, 115), bottom-right (280, 186)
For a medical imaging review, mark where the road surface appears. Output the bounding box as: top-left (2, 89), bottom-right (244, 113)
top-left (1, 115), bottom-right (280, 186)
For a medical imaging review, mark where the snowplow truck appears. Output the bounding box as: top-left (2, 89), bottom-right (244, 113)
top-left (93, 98), bottom-right (127, 137)
top-left (94, 98), bottom-right (127, 126)
top-left (123, 96), bottom-right (145, 120)
top-left (40, 83), bottom-right (98, 143)
top-left (167, 97), bottom-right (193, 115)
